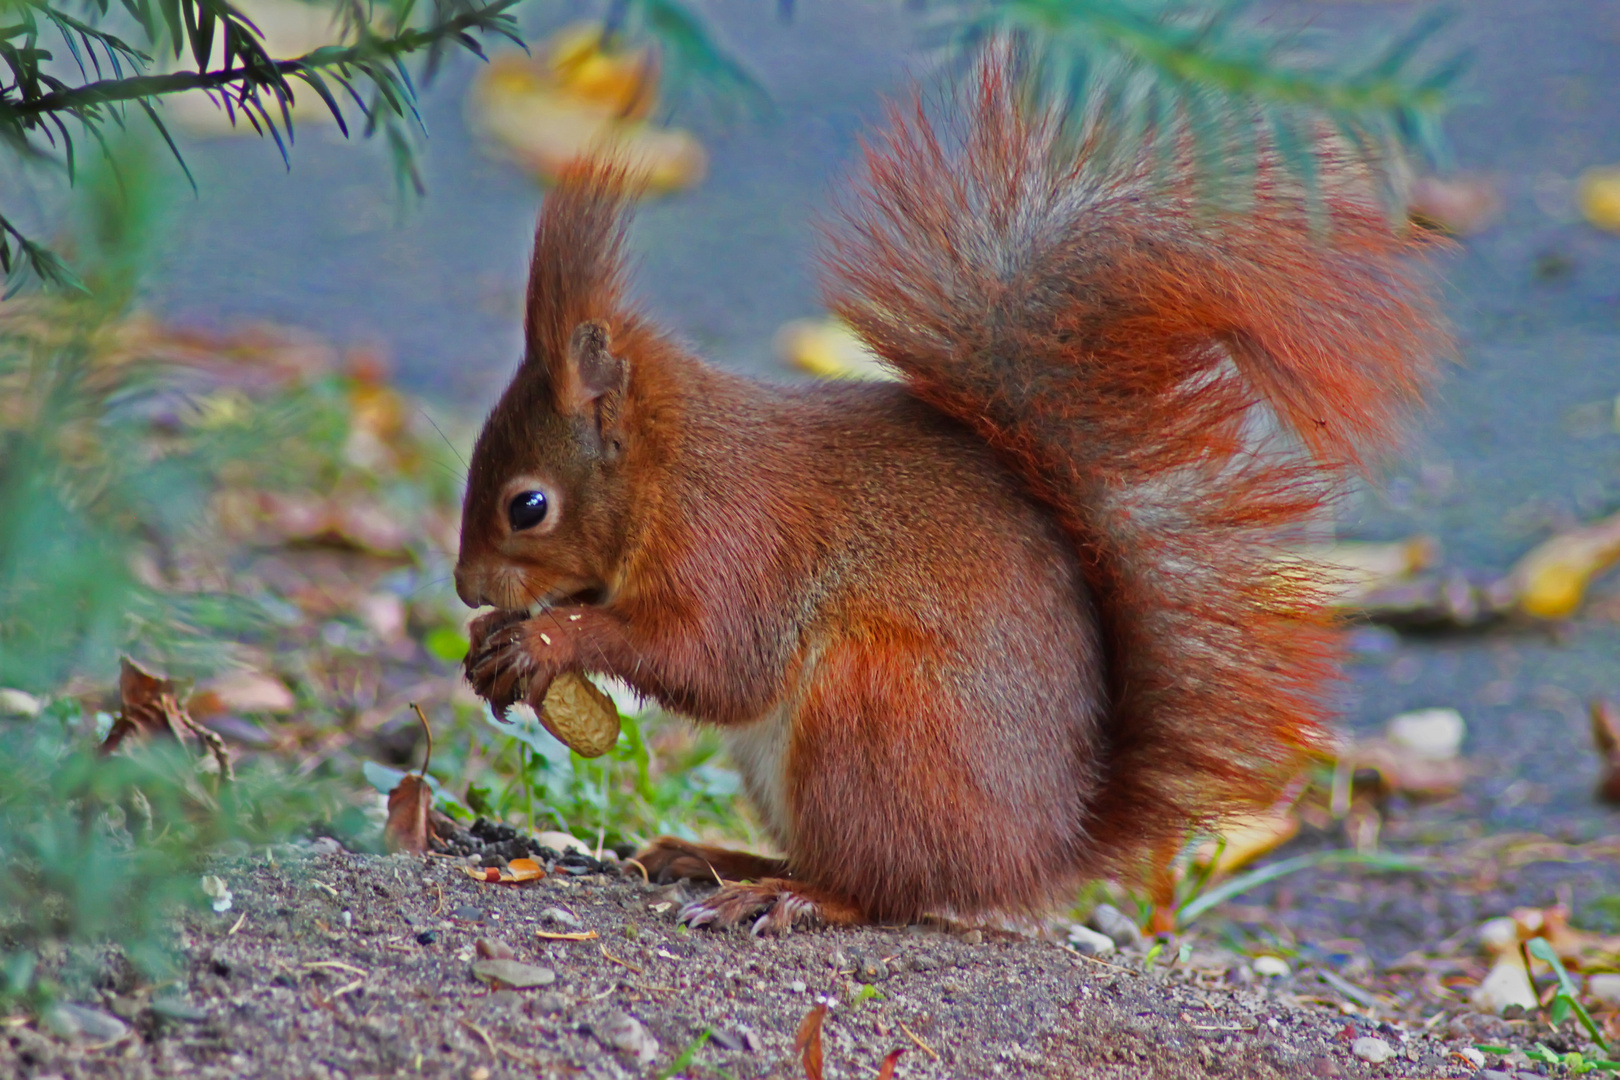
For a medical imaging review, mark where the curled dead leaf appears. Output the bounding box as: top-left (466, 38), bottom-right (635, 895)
top-left (794, 1003), bottom-right (827, 1080)
top-left (1509, 509), bottom-right (1620, 619)
top-left (508, 858), bottom-right (545, 882)
top-left (104, 657), bottom-right (233, 780)
top-left (1196, 811), bottom-right (1300, 875)
top-left (462, 859), bottom-right (546, 885)
top-left (384, 774), bottom-right (435, 854)
top-left (469, 25), bottom-right (706, 192)
top-left (1592, 699), bottom-right (1620, 803)
top-left (188, 668), bottom-right (296, 717)
top-left (775, 318), bottom-right (895, 382)
top-left (539, 672), bottom-right (621, 758)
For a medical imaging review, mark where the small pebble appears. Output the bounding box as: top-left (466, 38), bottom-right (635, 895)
top-left (853, 956), bottom-right (890, 983)
top-left (788, 980), bottom-right (806, 993)
top-left (958, 929), bottom-right (983, 946)
top-left (596, 1011), bottom-right (659, 1065)
top-left (1386, 707), bottom-right (1465, 759)
top-left (1253, 956), bottom-right (1291, 978)
top-left (1453, 1046), bottom-right (1485, 1068)
top-left (43, 1003), bottom-right (129, 1042)
top-left (1088, 904), bottom-right (1144, 950)
top-left (149, 999), bottom-right (208, 1022)
top-left (1066, 924), bottom-right (1116, 957)
top-left (1590, 972), bottom-right (1620, 1006)
top-left (471, 959), bottom-right (556, 989)
top-left (541, 906), bottom-right (581, 927)
top-left (1350, 1036), bottom-right (1393, 1064)
top-left (452, 905), bottom-right (485, 922)
top-left (475, 938), bottom-right (516, 961)
top-left (536, 830), bottom-right (590, 856)
top-left (533, 992), bottom-right (568, 1014)
top-left (416, 930), bottom-right (437, 945)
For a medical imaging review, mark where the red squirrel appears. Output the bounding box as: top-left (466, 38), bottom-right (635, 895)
top-left (453, 62), bottom-right (1444, 933)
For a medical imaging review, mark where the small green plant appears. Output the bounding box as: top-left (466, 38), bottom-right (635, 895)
top-left (1176, 848), bottom-right (1428, 926)
top-left (0, 703), bottom-right (363, 1006)
top-left (1476, 939), bottom-right (1620, 1075)
top-left (365, 698), bottom-right (754, 849)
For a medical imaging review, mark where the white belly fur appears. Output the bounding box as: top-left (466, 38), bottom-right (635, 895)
top-left (722, 697), bottom-right (796, 849)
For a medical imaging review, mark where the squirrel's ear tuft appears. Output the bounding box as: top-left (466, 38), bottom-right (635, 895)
top-left (559, 320), bottom-right (628, 441)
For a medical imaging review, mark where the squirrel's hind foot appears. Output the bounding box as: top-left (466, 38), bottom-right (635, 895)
top-left (679, 880), bottom-right (863, 936)
top-left (633, 836), bottom-right (788, 884)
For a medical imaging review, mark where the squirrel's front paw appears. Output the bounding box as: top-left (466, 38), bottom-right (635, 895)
top-left (463, 614), bottom-right (556, 719)
top-left (679, 880), bottom-right (862, 936)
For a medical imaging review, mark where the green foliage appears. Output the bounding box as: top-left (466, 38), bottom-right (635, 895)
top-left (1529, 937), bottom-right (1610, 1057)
top-left (0, 0), bottom-right (764, 291)
top-left (0, 705), bottom-right (363, 1004)
top-left (365, 698), bottom-right (752, 848)
top-left (1, 0), bottom-right (1459, 291)
top-left (1176, 848), bottom-right (1428, 926)
top-left (946, 0), bottom-right (1460, 206)
top-left (0, 135), bottom-right (351, 690)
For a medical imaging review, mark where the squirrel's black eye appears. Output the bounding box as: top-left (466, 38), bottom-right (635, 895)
top-left (507, 490), bottom-right (549, 531)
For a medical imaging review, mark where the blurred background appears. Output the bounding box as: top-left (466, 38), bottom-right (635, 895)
top-left (4, 0), bottom-right (1620, 1036)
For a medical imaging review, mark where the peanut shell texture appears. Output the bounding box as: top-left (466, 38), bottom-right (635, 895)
top-left (539, 672), bottom-right (621, 757)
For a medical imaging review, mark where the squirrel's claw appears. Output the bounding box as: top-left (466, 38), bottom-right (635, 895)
top-left (464, 615), bottom-right (542, 718)
top-left (677, 881), bottom-right (829, 936)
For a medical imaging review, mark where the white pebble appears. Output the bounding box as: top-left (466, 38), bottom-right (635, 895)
top-left (1472, 952), bottom-right (1538, 1014)
top-left (536, 831), bottom-right (590, 855)
top-left (1454, 1046), bottom-right (1485, 1068)
top-left (1066, 924), bottom-right (1117, 957)
top-left (1351, 1036), bottom-right (1393, 1064)
top-left (1590, 972), bottom-right (1620, 1007)
top-left (200, 875), bottom-right (233, 913)
top-left (1385, 707), bottom-right (1465, 760)
top-left (0, 688), bottom-right (41, 717)
top-left (1252, 955), bottom-right (1291, 978)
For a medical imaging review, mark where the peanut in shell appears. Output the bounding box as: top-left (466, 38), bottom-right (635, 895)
top-left (538, 672), bottom-right (620, 757)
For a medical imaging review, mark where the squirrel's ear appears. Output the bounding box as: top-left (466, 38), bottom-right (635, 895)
top-left (558, 320), bottom-right (628, 443)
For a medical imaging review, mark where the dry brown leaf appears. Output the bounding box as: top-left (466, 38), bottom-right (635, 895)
top-left (188, 668), bottom-right (296, 717)
top-left (876, 1048), bottom-right (907, 1080)
top-left (1510, 509), bottom-right (1620, 619)
top-left (507, 858), bottom-right (545, 882)
top-left (539, 672), bottom-right (621, 758)
top-left (794, 1003), bottom-right (826, 1080)
top-left (1196, 811), bottom-right (1300, 874)
top-left (462, 858), bottom-right (547, 885)
top-left (104, 656), bottom-right (188, 749)
top-left (384, 774), bottom-right (435, 854)
top-left (1343, 739), bottom-right (1468, 800)
top-left (103, 657), bottom-right (233, 780)
top-left (1592, 699), bottom-right (1620, 804)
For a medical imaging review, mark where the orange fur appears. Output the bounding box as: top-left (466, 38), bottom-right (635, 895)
top-left (455, 61), bottom-right (1445, 929)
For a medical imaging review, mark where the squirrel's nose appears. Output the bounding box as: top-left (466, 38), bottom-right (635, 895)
top-left (453, 565), bottom-right (485, 609)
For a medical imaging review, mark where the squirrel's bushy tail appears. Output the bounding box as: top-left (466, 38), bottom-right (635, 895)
top-left (822, 61), bottom-right (1445, 884)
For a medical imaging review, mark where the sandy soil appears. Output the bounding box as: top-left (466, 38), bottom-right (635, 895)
top-left (0, 846), bottom-right (1539, 1080)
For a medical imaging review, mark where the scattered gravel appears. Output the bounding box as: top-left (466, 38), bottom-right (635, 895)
top-left (0, 847), bottom-right (1514, 1078)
